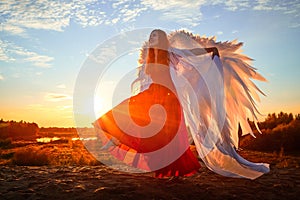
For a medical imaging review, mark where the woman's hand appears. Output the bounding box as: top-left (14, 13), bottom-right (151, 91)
top-left (211, 47), bottom-right (220, 59)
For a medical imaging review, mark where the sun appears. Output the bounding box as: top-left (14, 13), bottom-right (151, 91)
top-left (94, 96), bottom-right (108, 118)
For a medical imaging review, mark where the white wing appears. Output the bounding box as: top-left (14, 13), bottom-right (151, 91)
top-left (171, 30), bottom-right (267, 147)
top-left (132, 30), bottom-right (270, 179)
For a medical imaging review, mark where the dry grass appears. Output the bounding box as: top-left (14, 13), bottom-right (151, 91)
top-left (0, 139), bottom-right (101, 166)
top-left (238, 149), bottom-right (300, 169)
top-left (0, 138), bottom-right (12, 149)
top-left (12, 146), bottom-right (50, 166)
top-left (1, 137), bottom-right (299, 169)
top-left (44, 140), bottom-right (100, 166)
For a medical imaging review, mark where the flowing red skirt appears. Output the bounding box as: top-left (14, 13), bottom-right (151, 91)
top-left (94, 83), bottom-right (200, 177)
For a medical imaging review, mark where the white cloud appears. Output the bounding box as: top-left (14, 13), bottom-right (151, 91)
top-left (289, 23), bottom-right (300, 29)
top-left (216, 31), bottom-right (223, 35)
top-left (12, 73), bottom-right (20, 78)
top-left (141, 0), bottom-right (203, 10)
top-left (208, 0), bottom-right (299, 14)
top-left (1, 0), bottom-right (299, 67)
top-left (57, 84), bottom-right (66, 89)
top-left (0, 0), bottom-right (206, 33)
top-left (23, 54), bottom-right (54, 68)
top-left (253, 4), bottom-right (272, 11)
top-left (35, 72), bottom-right (43, 76)
top-left (0, 74), bottom-right (4, 80)
top-left (58, 105), bottom-right (72, 111)
top-left (44, 93), bottom-right (72, 102)
top-left (71, 1), bottom-right (106, 27)
top-left (0, 40), bottom-right (15, 62)
top-left (88, 45), bottom-right (117, 65)
top-left (1, 0), bottom-right (299, 34)
top-left (229, 0), bottom-right (251, 11)
top-left (0, 0), bottom-right (72, 32)
top-left (0, 24), bottom-right (26, 36)
top-left (111, 18), bottom-right (119, 24)
top-left (0, 39), bottom-right (53, 67)
top-left (141, 0), bottom-right (205, 26)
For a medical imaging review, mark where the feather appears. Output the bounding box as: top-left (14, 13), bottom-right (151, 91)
top-left (132, 30), bottom-right (269, 179)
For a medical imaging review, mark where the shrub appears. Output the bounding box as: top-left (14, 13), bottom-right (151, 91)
top-left (0, 152), bottom-right (14, 160)
top-left (240, 120), bottom-right (300, 153)
top-left (0, 138), bottom-right (12, 149)
top-left (12, 146), bottom-right (49, 166)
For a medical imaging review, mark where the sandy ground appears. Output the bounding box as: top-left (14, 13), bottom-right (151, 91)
top-left (0, 150), bottom-right (300, 200)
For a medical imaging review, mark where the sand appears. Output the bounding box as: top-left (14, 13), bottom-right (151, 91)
top-left (0, 150), bottom-right (299, 200)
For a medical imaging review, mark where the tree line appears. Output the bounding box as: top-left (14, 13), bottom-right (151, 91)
top-left (1, 111), bottom-right (300, 153)
top-left (240, 112), bottom-right (300, 153)
top-left (0, 119), bottom-right (39, 140)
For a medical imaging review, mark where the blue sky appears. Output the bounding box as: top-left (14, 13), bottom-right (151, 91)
top-left (0, 0), bottom-right (299, 127)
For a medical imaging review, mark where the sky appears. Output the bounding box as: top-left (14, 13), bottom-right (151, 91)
top-left (0, 0), bottom-right (300, 127)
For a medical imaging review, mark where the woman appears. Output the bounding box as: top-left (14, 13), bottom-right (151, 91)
top-left (94, 29), bottom-right (269, 179)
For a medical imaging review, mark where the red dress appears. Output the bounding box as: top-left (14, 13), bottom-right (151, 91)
top-left (94, 82), bottom-right (200, 177)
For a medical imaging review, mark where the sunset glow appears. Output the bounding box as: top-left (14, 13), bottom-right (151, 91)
top-left (1, 1), bottom-right (299, 127)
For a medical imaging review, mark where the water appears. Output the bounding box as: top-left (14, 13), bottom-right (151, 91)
top-left (36, 137), bottom-right (97, 143)
top-left (36, 137), bottom-right (61, 143)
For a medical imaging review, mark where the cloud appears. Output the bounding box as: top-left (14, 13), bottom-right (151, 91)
top-left (289, 23), bottom-right (300, 29)
top-left (87, 45), bottom-right (117, 65)
top-left (23, 54), bottom-right (54, 68)
top-left (58, 105), bottom-right (73, 111)
top-left (0, 0), bottom-right (205, 34)
top-left (57, 84), bottom-right (66, 89)
top-left (0, 0), bottom-right (72, 32)
top-left (1, 0), bottom-right (299, 35)
top-left (1, 0), bottom-right (299, 67)
top-left (207, 0), bottom-right (300, 15)
top-left (12, 73), bottom-right (20, 78)
top-left (0, 39), bottom-right (53, 67)
top-left (0, 40), bottom-right (15, 62)
top-left (45, 93), bottom-right (72, 102)
top-left (253, 1), bottom-right (273, 11)
top-left (71, 1), bottom-right (106, 27)
top-left (224, 0), bottom-right (250, 11)
top-left (114, 1), bottom-right (147, 23)
top-left (35, 72), bottom-right (43, 76)
top-left (141, 0), bottom-right (204, 26)
top-left (216, 31), bottom-right (223, 35)
top-left (0, 74), bottom-right (4, 80)
top-left (0, 0), bottom-right (140, 32)
top-left (0, 24), bottom-right (26, 36)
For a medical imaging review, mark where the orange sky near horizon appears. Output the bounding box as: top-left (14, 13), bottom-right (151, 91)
top-left (1, 95), bottom-right (300, 128)
top-left (1, 1), bottom-right (299, 128)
